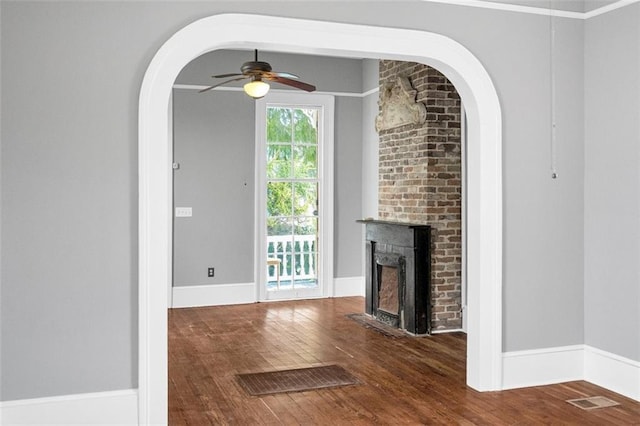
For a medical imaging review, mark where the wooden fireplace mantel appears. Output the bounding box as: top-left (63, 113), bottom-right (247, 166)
top-left (358, 219), bottom-right (432, 335)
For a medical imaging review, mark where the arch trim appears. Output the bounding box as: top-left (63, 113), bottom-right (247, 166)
top-left (138, 13), bottom-right (503, 424)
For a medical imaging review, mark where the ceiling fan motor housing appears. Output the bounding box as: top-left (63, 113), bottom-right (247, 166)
top-left (242, 61), bottom-right (273, 75)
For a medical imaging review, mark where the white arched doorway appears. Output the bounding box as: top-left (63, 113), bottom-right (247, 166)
top-left (139, 14), bottom-right (502, 424)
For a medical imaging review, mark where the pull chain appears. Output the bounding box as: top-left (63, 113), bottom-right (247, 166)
top-left (550, 1), bottom-right (558, 179)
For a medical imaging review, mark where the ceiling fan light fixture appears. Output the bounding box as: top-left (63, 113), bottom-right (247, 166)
top-left (244, 79), bottom-right (270, 99)
top-left (201, 49), bottom-right (315, 95)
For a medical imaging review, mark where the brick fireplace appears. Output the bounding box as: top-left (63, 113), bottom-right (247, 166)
top-left (377, 60), bottom-right (462, 331)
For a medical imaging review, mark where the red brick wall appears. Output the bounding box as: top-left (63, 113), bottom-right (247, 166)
top-left (378, 60), bottom-right (462, 331)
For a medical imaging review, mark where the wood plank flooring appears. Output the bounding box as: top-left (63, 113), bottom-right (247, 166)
top-left (169, 297), bottom-right (640, 425)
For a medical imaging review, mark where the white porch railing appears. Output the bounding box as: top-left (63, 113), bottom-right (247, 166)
top-left (267, 234), bottom-right (317, 283)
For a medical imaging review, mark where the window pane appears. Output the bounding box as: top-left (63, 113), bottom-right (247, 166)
top-left (280, 248), bottom-right (294, 289)
top-left (293, 224), bottom-right (317, 289)
top-left (294, 216), bottom-right (317, 237)
top-left (267, 246), bottom-right (294, 291)
top-left (267, 107), bottom-right (292, 143)
top-left (293, 146), bottom-right (317, 179)
top-left (293, 182), bottom-right (318, 216)
top-left (267, 182), bottom-right (292, 217)
top-left (266, 145), bottom-right (292, 179)
top-left (293, 108), bottom-right (318, 144)
top-left (267, 217), bottom-right (293, 237)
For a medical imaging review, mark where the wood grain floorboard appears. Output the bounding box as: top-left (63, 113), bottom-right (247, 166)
top-left (169, 297), bottom-right (640, 425)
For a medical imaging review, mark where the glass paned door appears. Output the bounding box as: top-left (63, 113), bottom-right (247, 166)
top-left (265, 106), bottom-right (320, 296)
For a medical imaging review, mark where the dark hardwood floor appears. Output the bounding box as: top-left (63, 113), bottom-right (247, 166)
top-left (169, 297), bottom-right (640, 425)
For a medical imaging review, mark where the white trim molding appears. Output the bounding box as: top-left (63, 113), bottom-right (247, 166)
top-left (333, 276), bottom-right (365, 297)
top-left (431, 328), bottom-right (466, 334)
top-left (419, 0), bottom-right (640, 19)
top-left (502, 345), bottom-right (640, 402)
top-left (171, 283), bottom-right (255, 308)
top-left (361, 87), bottom-right (380, 98)
top-left (170, 280), bottom-right (364, 309)
top-left (585, 345), bottom-right (640, 401)
top-left (139, 13), bottom-right (503, 423)
top-left (502, 345), bottom-right (584, 389)
top-left (584, 0), bottom-right (640, 18)
top-left (173, 83), bottom-right (375, 99)
top-left (0, 389), bottom-right (138, 425)
top-left (254, 92), bottom-right (335, 302)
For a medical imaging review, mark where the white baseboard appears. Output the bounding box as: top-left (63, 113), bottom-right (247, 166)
top-left (172, 282), bottom-right (255, 308)
top-left (585, 345), bottom-right (640, 401)
top-left (431, 328), bottom-right (465, 334)
top-left (502, 344), bottom-right (640, 402)
top-left (172, 278), bottom-right (364, 308)
top-left (502, 345), bottom-right (584, 389)
top-left (334, 276), bottom-right (365, 297)
top-left (0, 389), bottom-right (137, 425)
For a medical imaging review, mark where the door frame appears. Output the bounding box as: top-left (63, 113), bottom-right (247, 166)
top-left (139, 13), bottom-right (503, 424)
top-left (255, 92), bottom-right (335, 301)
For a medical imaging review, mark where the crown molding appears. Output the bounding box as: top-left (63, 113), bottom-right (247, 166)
top-left (420, 0), bottom-right (639, 19)
top-left (172, 83), bottom-right (378, 98)
top-left (584, 0), bottom-right (640, 18)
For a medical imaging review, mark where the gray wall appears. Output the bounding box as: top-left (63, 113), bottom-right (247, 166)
top-left (173, 90), bottom-right (255, 286)
top-left (0, 0), bottom-right (615, 400)
top-left (584, 4), bottom-right (640, 361)
top-left (361, 59), bottom-right (379, 219)
top-left (500, 13), bottom-right (585, 351)
top-left (333, 96), bottom-right (364, 277)
top-left (172, 50), bottom-right (365, 287)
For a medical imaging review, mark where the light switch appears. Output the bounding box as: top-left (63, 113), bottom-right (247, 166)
top-left (175, 207), bottom-right (192, 217)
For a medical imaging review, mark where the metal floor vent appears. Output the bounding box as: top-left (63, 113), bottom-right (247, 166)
top-left (566, 396), bottom-right (620, 410)
top-left (236, 365), bottom-right (359, 396)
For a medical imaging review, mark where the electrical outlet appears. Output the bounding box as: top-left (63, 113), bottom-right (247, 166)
top-left (208, 267), bottom-right (214, 277)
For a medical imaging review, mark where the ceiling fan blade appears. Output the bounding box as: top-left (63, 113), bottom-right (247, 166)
top-left (266, 71), bottom-right (299, 79)
top-left (199, 76), bottom-right (248, 93)
top-left (268, 76), bottom-right (316, 92)
top-left (212, 72), bottom-right (243, 78)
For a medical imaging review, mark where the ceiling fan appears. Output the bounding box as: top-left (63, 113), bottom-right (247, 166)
top-left (199, 49), bottom-right (317, 99)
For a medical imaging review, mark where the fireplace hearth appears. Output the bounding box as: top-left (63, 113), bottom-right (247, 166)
top-left (358, 220), bottom-right (431, 335)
